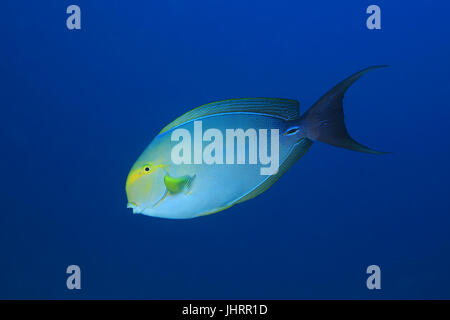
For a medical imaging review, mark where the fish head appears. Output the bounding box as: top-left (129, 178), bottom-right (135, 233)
top-left (125, 161), bottom-right (167, 214)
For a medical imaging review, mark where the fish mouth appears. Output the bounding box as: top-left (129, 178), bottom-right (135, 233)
top-left (127, 202), bottom-right (141, 214)
top-left (127, 201), bottom-right (158, 215)
top-left (127, 202), bottom-right (137, 209)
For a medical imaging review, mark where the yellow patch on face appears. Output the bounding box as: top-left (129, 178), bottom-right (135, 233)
top-left (126, 162), bottom-right (166, 190)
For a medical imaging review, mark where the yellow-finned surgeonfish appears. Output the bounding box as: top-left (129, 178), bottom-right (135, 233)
top-left (126, 66), bottom-right (388, 219)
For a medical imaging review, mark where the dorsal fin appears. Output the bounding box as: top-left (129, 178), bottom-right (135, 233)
top-left (234, 138), bottom-right (313, 205)
top-left (159, 98), bottom-right (299, 134)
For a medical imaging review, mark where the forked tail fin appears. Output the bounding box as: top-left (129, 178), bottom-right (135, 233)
top-left (299, 65), bottom-right (389, 154)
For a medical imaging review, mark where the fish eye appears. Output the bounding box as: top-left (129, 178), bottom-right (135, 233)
top-left (144, 166), bottom-right (151, 172)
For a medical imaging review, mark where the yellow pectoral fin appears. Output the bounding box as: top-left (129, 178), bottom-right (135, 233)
top-left (164, 174), bottom-right (196, 194)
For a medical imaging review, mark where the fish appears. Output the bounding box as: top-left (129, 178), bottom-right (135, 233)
top-left (126, 66), bottom-right (388, 219)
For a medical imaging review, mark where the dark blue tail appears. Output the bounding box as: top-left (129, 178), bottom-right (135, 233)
top-left (300, 65), bottom-right (389, 154)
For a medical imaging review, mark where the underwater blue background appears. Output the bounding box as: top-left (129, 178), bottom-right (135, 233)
top-left (1, 0), bottom-right (450, 299)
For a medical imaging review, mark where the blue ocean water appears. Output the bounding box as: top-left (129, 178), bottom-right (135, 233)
top-left (1, 0), bottom-right (449, 299)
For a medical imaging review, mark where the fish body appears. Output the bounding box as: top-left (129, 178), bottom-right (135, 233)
top-left (126, 66), bottom-right (388, 219)
top-left (127, 111), bottom-right (309, 218)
